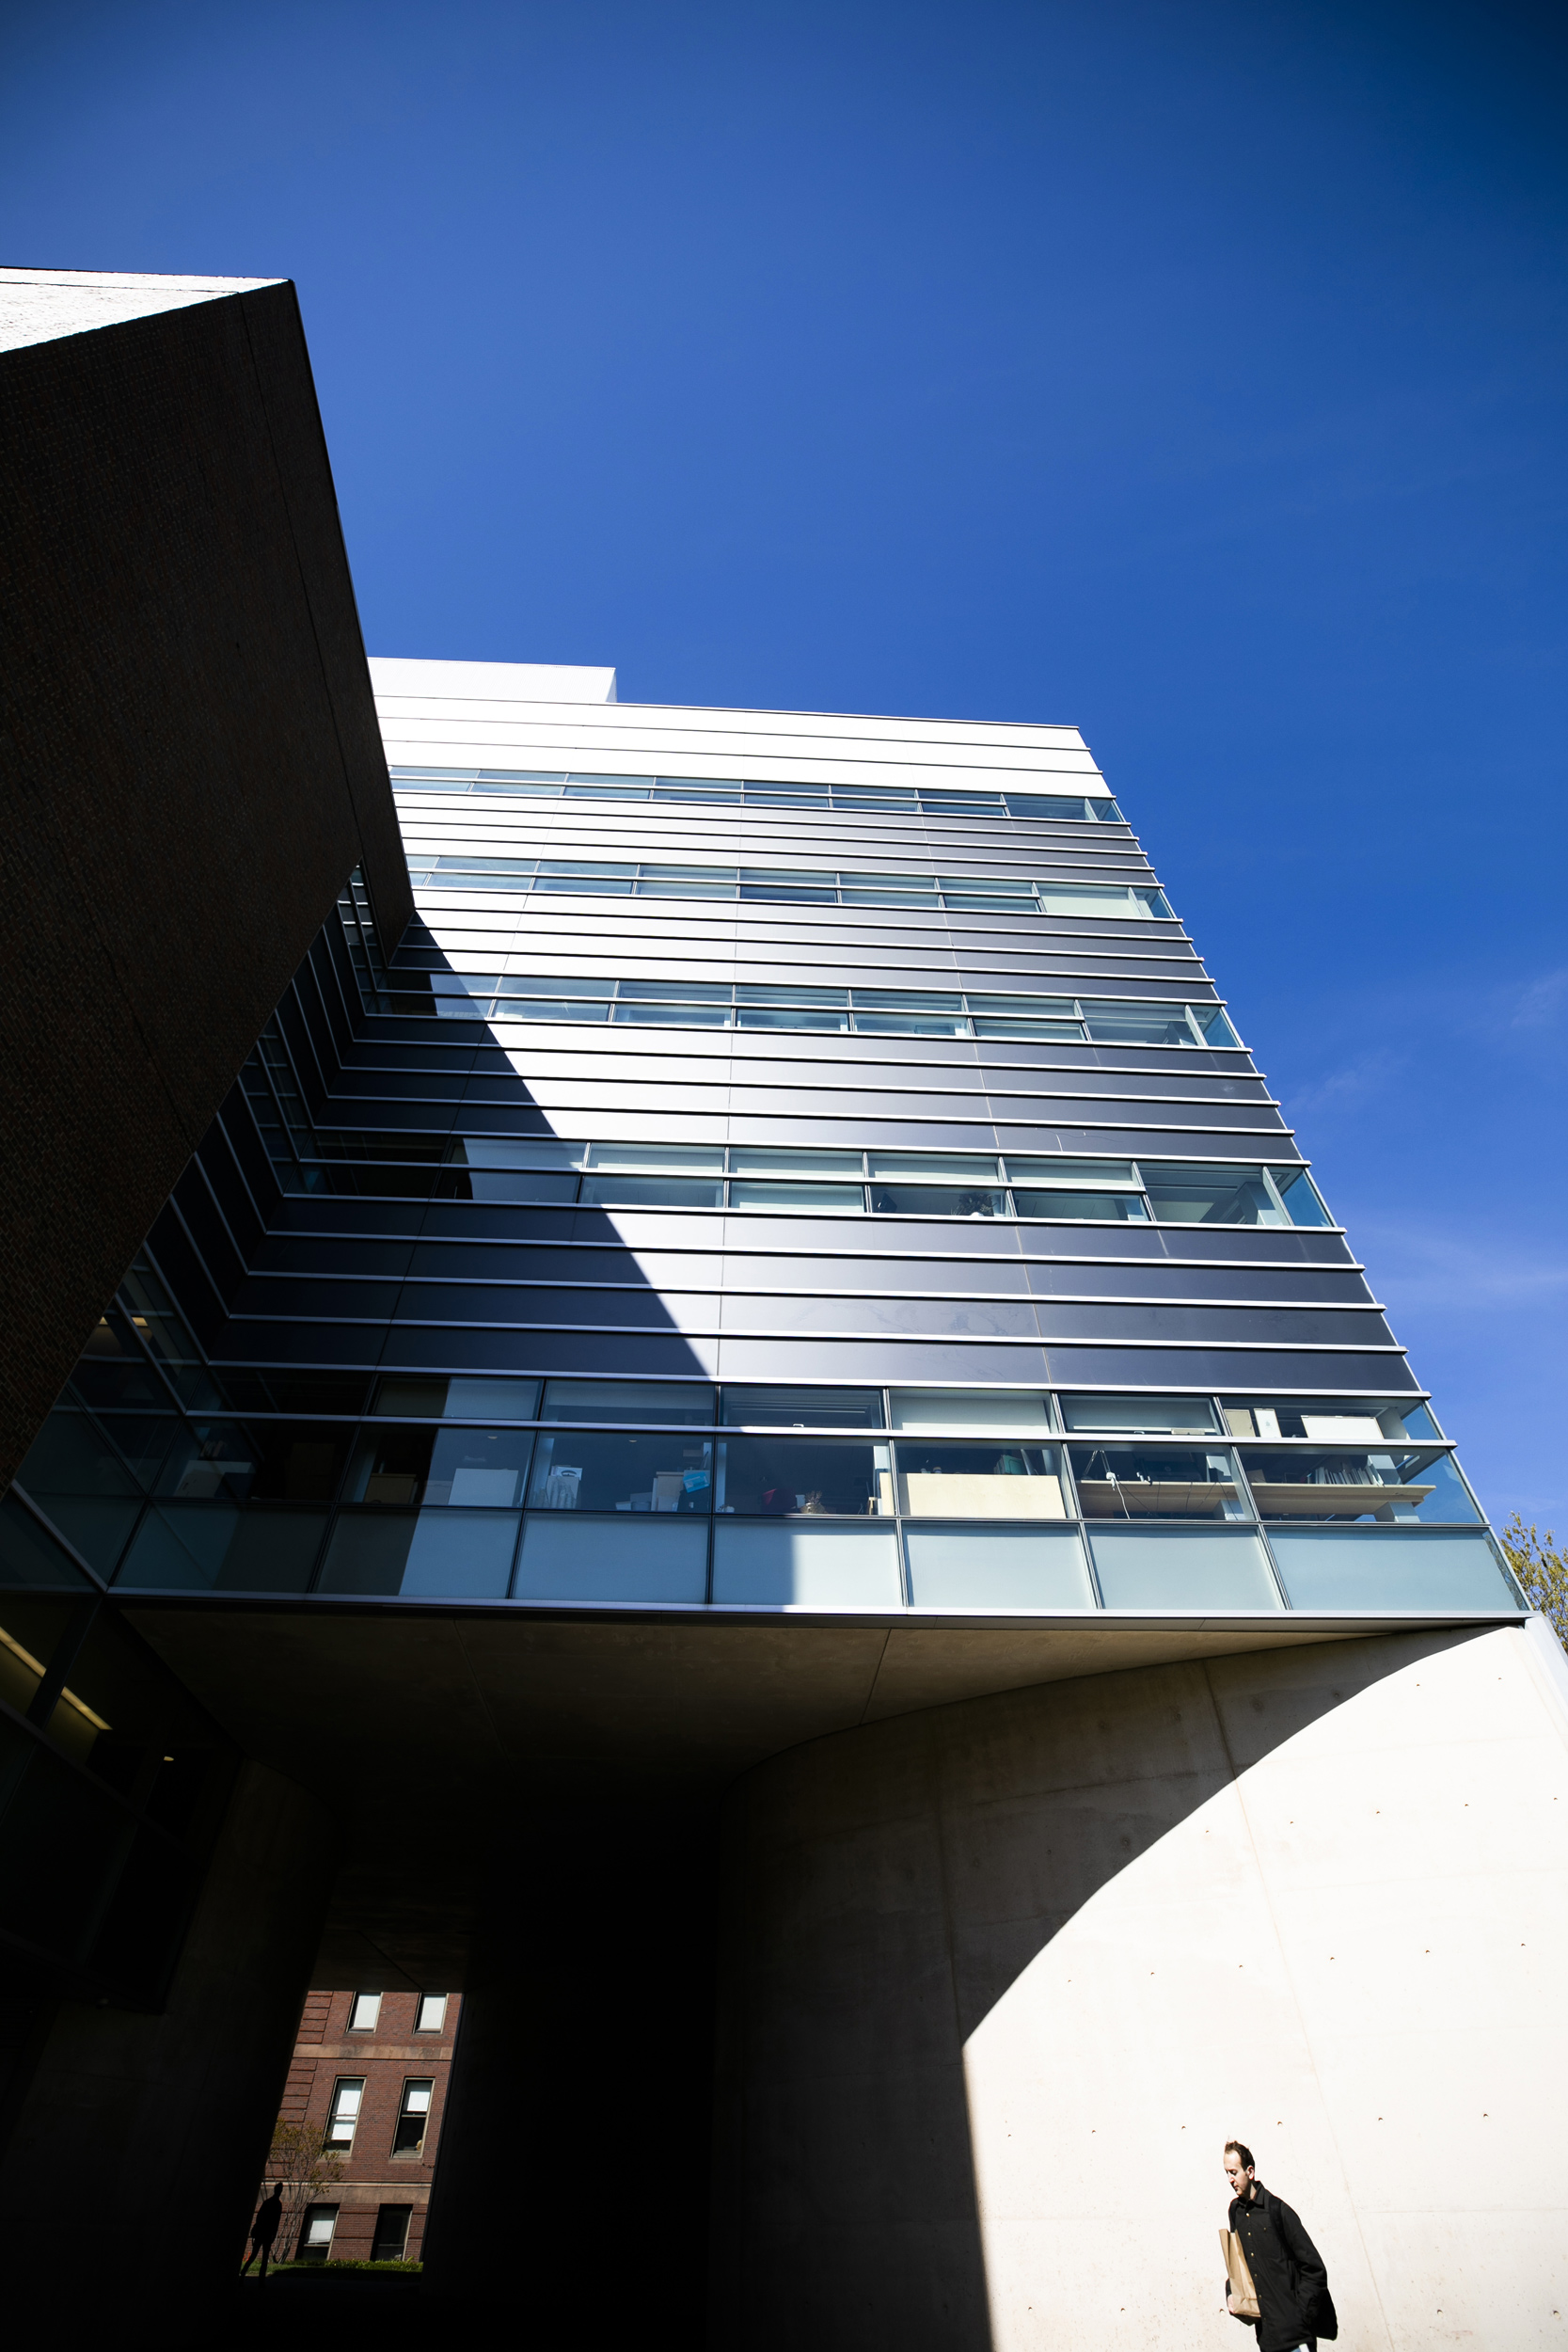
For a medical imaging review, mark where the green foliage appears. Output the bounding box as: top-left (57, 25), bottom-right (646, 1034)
top-left (262, 2117), bottom-right (345, 2264)
top-left (1499, 1515), bottom-right (1568, 1645)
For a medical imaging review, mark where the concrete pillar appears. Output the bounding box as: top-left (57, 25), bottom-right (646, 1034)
top-left (421, 1810), bottom-right (717, 2335)
top-left (0, 1756), bottom-right (335, 2340)
top-left (711, 1624), bottom-right (1568, 2351)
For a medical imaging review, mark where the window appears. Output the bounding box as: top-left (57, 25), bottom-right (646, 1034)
top-left (895, 1442), bottom-right (1068, 1520)
top-left (410, 980), bottom-right (1234, 1046)
top-left (717, 1437), bottom-right (892, 1518)
top-left (392, 2079), bottom-right (434, 2157)
top-left (325, 2078), bottom-right (364, 2148)
top-left (331, 1141), bottom-right (1326, 1228)
top-left (298, 2204), bottom-right (339, 2265)
top-left (392, 764), bottom-right (1125, 823)
top-left (372, 2206), bottom-right (412, 2262)
top-left (348, 1993), bottom-right (381, 2031)
top-left (528, 1432), bottom-right (712, 1515)
top-left (416, 1994), bottom-right (448, 2033)
top-left (1067, 1445), bottom-right (1250, 1522)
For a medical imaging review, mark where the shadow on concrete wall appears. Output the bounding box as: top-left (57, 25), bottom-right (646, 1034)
top-left (709, 1623), bottom-right (1500, 2352)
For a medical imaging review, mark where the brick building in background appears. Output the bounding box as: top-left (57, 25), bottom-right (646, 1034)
top-left (275, 1988), bottom-right (460, 2263)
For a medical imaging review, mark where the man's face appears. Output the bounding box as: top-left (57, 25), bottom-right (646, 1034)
top-left (1224, 2151), bottom-right (1255, 2200)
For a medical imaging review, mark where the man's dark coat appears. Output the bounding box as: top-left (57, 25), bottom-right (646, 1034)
top-left (1227, 2180), bottom-right (1338, 2349)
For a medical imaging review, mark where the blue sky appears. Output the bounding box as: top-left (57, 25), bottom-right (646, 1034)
top-left (4, 0), bottom-right (1564, 1527)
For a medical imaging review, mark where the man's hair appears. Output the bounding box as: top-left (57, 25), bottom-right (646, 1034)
top-left (1225, 2140), bottom-right (1256, 2172)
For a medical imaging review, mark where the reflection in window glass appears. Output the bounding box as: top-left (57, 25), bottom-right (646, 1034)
top-left (889, 1390), bottom-right (1055, 1434)
top-left (721, 1388), bottom-right (885, 1429)
top-left (373, 1376), bottom-right (542, 1421)
top-left (729, 1148), bottom-right (863, 1177)
top-left (584, 1142), bottom-right (725, 1173)
top-left (1241, 1450), bottom-right (1479, 1525)
top-left (1222, 1400), bottom-right (1441, 1443)
top-left (1081, 1009), bottom-right (1198, 1046)
top-left (718, 1438), bottom-right (891, 1517)
top-left (1014, 1190), bottom-right (1148, 1222)
top-left (868, 1152), bottom-right (1002, 1180)
top-left (156, 1422), bottom-right (351, 1504)
top-left (579, 1174), bottom-right (725, 1209)
top-left (895, 1442), bottom-right (1067, 1518)
top-left (540, 1381), bottom-right (714, 1425)
top-left (1069, 1445), bottom-right (1249, 1520)
top-left (1058, 1395), bottom-right (1221, 1435)
top-left (729, 1182), bottom-right (865, 1212)
top-left (1141, 1166), bottom-right (1282, 1226)
top-left (870, 1184), bottom-right (1009, 1217)
top-left (528, 1432), bottom-right (713, 1513)
top-left (1272, 1167), bottom-right (1332, 1227)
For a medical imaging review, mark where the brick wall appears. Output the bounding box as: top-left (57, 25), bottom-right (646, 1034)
top-left (269, 1987), bottom-right (459, 2264)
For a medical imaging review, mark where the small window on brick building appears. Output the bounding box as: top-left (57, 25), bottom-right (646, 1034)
top-left (416, 1994), bottom-right (448, 2032)
top-left (372, 2204), bottom-right (412, 2262)
top-left (392, 2078), bottom-right (434, 2156)
top-left (350, 1992), bottom-right (382, 2031)
top-left (299, 2204), bottom-right (339, 2264)
top-left (326, 2078), bottom-right (365, 2149)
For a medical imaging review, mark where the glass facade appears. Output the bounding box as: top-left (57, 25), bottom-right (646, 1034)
top-left (8, 729), bottom-right (1519, 1623)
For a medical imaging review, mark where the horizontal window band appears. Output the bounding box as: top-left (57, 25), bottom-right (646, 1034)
top-left (267, 1230), bottom-right (1363, 1271)
top-left (226, 1314), bottom-right (1403, 1352)
top-left (246, 1279), bottom-right (1389, 1312)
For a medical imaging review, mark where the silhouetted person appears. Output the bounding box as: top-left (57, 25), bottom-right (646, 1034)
top-left (241, 2183), bottom-right (285, 2280)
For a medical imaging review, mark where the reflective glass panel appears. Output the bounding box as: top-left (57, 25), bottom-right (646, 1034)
top-left (372, 1376), bottom-right (542, 1421)
top-left (895, 1442), bottom-right (1067, 1518)
top-left (618, 979), bottom-right (732, 1001)
top-left (729, 1148), bottom-right (864, 1177)
top-left (905, 1526), bottom-right (1095, 1609)
top-left (729, 1182), bottom-right (866, 1211)
top-left (1014, 1192), bottom-right (1149, 1222)
top-left (718, 1438), bottom-right (891, 1517)
top-left (736, 1007), bottom-right (852, 1031)
top-left (852, 1010), bottom-right (972, 1036)
top-left (1082, 1008), bottom-right (1197, 1046)
top-left (735, 986), bottom-right (849, 1008)
top-left (868, 1152), bottom-right (1003, 1181)
top-left (1142, 1165), bottom-right (1283, 1226)
top-left (1059, 1395), bottom-right (1221, 1435)
top-left (513, 1515), bottom-right (708, 1603)
top-left (540, 1381), bottom-right (715, 1425)
top-left (449, 1137), bottom-right (584, 1168)
top-left (1069, 1445), bottom-right (1248, 1520)
top-left (721, 1387), bottom-right (884, 1428)
top-left (1240, 1450), bottom-right (1479, 1525)
top-left (1221, 1401), bottom-right (1438, 1443)
top-left (1088, 1529), bottom-right (1281, 1610)
top-left (1273, 1167), bottom-right (1333, 1227)
top-left (579, 1175), bottom-right (724, 1209)
top-left (582, 1143), bottom-right (726, 1173)
top-left (870, 1184), bottom-right (1009, 1217)
top-left (614, 1003), bottom-right (732, 1027)
top-left (1267, 1529), bottom-right (1517, 1613)
top-left (528, 1432), bottom-right (713, 1514)
top-left (889, 1390), bottom-right (1055, 1434)
top-left (711, 1522), bottom-right (902, 1608)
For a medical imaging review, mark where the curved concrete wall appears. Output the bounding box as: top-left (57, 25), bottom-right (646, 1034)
top-left (712, 1623), bottom-right (1568, 2349)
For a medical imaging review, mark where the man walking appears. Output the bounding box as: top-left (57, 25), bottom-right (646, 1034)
top-left (241, 2181), bottom-right (285, 2280)
top-left (1223, 2140), bottom-right (1337, 2348)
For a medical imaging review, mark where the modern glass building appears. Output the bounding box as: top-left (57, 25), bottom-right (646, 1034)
top-left (11, 659), bottom-right (1517, 1629)
top-left (6, 275), bottom-right (1562, 2352)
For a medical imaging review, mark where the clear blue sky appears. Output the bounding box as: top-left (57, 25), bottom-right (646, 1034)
top-left (4, 0), bottom-right (1563, 1529)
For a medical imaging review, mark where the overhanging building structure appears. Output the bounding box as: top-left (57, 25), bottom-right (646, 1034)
top-left (1, 269), bottom-right (1565, 2350)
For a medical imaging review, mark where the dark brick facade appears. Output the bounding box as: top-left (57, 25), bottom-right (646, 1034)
top-left (273, 1986), bottom-right (460, 2264)
top-left (0, 277), bottom-right (410, 1488)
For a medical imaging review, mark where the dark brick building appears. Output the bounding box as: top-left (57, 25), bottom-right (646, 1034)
top-left (274, 1987), bottom-right (460, 2264)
